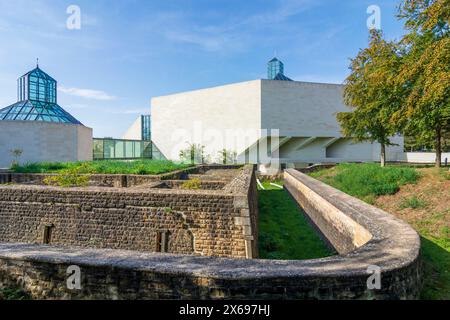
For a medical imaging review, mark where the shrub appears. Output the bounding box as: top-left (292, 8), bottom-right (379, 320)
top-left (9, 148), bottom-right (23, 167)
top-left (43, 166), bottom-right (90, 188)
top-left (321, 163), bottom-right (419, 199)
top-left (11, 160), bottom-right (192, 175)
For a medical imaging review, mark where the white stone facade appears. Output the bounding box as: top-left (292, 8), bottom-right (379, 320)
top-left (122, 116), bottom-right (142, 140)
top-left (0, 120), bottom-right (93, 168)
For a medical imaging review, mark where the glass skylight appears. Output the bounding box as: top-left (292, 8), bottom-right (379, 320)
top-left (0, 66), bottom-right (82, 125)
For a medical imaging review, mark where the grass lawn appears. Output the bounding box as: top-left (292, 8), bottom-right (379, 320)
top-left (308, 163), bottom-right (419, 204)
top-left (11, 160), bottom-right (193, 175)
top-left (258, 180), bottom-right (334, 260)
top-left (309, 163), bottom-right (449, 300)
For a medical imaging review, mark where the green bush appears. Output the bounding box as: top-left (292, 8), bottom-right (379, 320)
top-left (317, 163), bottom-right (419, 199)
top-left (11, 160), bottom-right (192, 175)
top-left (43, 166), bottom-right (91, 188)
top-left (181, 178), bottom-right (201, 190)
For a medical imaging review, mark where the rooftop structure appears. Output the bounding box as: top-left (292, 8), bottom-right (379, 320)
top-left (0, 64), bottom-right (82, 124)
top-left (0, 64), bottom-right (92, 167)
top-left (151, 58), bottom-right (404, 172)
top-left (267, 57), bottom-right (292, 81)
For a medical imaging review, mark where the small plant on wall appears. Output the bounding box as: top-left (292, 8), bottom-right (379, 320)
top-left (43, 163), bottom-right (91, 188)
top-left (9, 148), bottom-right (23, 168)
top-left (181, 178), bottom-right (201, 190)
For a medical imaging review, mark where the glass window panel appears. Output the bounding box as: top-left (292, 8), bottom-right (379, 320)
top-left (125, 141), bottom-right (134, 158)
top-left (93, 139), bottom-right (104, 160)
top-left (115, 141), bottom-right (124, 158)
top-left (104, 140), bottom-right (115, 159)
top-left (134, 142), bottom-right (142, 158)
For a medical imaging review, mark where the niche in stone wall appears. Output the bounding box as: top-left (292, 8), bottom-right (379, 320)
top-left (156, 230), bottom-right (170, 253)
top-left (42, 224), bottom-right (54, 244)
top-left (149, 209), bottom-right (195, 254)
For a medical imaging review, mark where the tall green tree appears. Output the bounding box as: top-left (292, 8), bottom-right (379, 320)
top-left (394, 0), bottom-right (450, 167)
top-left (338, 30), bottom-right (403, 167)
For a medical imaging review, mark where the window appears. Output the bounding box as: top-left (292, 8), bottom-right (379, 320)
top-left (43, 224), bottom-right (54, 244)
top-left (156, 231), bottom-right (170, 253)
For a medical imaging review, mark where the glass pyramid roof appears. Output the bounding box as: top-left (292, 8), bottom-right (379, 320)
top-left (272, 72), bottom-right (293, 81)
top-left (0, 100), bottom-right (82, 124)
top-left (267, 57), bottom-right (293, 81)
top-left (0, 65), bottom-right (83, 125)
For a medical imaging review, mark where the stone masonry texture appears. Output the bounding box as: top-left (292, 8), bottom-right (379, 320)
top-left (0, 165), bottom-right (258, 259)
top-left (0, 166), bottom-right (421, 300)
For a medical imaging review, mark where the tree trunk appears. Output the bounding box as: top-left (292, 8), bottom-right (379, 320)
top-left (435, 124), bottom-right (442, 168)
top-left (380, 143), bottom-right (386, 167)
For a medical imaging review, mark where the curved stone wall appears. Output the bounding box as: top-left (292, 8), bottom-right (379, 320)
top-left (0, 169), bottom-right (421, 299)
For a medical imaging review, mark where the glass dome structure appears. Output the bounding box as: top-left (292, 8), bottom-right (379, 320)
top-left (267, 57), bottom-right (293, 81)
top-left (0, 65), bottom-right (82, 124)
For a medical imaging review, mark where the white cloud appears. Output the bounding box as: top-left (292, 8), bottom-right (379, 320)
top-left (122, 108), bottom-right (149, 114)
top-left (58, 86), bottom-right (117, 101)
top-left (145, 0), bottom-right (319, 53)
top-left (110, 108), bottom-right (149, 115)
top-left (243, 0), bottom-right (317, 25)
top-left (164, 30), bottom-right (240, 52)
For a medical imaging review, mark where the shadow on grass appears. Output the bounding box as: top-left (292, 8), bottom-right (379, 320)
top-left (420, 236), bottom-right (450, 300)
top-left (258, 188), bottom-right (334, 260)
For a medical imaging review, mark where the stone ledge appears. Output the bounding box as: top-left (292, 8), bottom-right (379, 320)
top-left (0, 240), bottom-right (421, 299)
top-left (284, 169), bottom-right (421, 263)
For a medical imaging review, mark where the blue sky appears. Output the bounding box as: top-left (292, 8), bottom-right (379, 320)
top-left (0, 0), bottom-right (407, 138)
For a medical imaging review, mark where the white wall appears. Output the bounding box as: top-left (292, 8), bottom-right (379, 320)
top-left (150, 79), bottom-right (405, 165)
top-left (77, 125), bottom-right (93, 161)
top-left (404, 152), bottom-right (450, 164)
top-left (261, 80), bottom-right (347, 137)
top-left (151, 80), bottom-right (262, 162)
top-left (0, 121), bottom-right (93, 168)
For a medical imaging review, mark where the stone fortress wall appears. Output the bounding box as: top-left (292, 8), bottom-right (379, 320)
top-left (0, 165), bottom-right (258, 259)
top-left (0, 165), bottom-right (421, 299)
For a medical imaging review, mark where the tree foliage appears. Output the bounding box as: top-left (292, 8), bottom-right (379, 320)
top-left (395, 0), bottom-right (450, 167)
top-left (339, 0), bottom-right (449, 167)
top-left (338, 30), bottom-right (403, 166)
